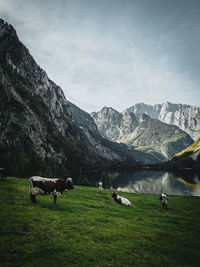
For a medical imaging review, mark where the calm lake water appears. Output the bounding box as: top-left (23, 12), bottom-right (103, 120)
top-left (109, 170), bottom-right (200, 196)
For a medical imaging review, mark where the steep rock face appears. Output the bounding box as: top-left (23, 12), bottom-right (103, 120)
top-left (0, 19), bottom-right (74, 158)
top-left (158, 102), bottom-right (200, 140)
top-left (91, 107), bottom-right (138, 141)
top-left (126, 102), bottom-right (200, 140)
top-left (91, 108), bottom-right (193, 160)
top-left (0, 19), bottom-right (129, 175)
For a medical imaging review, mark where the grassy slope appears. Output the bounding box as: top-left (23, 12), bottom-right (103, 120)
top-left (175, 137), bottom-right (200, 157)
top-left (0, 178), bottom-right (200, 267)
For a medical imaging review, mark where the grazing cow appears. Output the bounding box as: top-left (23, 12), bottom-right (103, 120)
top-left (112, 192), bottom-right (132, 207)
top-left (0, 168), bottom-right (6, 181)
top-left (160, 193), bottom-right (168, 210)
top-left (29, 176), bottom-right (74, 204)
top-left (98, 182), bottom-right (103, 193)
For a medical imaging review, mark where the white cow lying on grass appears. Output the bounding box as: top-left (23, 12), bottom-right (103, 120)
top-left (112, 192), bottom-right (133, 207)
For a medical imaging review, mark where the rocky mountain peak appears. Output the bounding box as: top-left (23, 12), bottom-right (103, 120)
top-left (92, 107), bottom-right (122, 123)
top-left (126, 103), bottom-right (161, 119)
top-left (125, 102), bottom-right (200, 140)
top-left (0, 18), bottom-right (15, 38)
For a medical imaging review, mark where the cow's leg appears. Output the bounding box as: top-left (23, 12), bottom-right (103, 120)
top-left (53, 192), bottom-right (57, 204)
top-left (30, 188), bottom-right (37, 203)
top-left (30, 193), bottom-right (37, 203)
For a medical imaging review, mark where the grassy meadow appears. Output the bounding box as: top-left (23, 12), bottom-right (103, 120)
top-left (0, 177), bottom-right (200, 266)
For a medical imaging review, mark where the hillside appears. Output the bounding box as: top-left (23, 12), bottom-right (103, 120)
top-left (175, 137), bottom-right (200, 158)
top-left (154, 138), bottom-right (200, 173)
top-left (0, 177), bottom-right (200, 266)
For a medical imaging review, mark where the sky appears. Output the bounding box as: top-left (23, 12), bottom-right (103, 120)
top-left (1, 0), bottom-right (200, 113)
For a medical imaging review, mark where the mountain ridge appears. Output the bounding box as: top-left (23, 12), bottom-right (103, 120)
top-left (125, 102), bottom-right (200, 140)
top-left (91, 106), bottom-right (194, 161)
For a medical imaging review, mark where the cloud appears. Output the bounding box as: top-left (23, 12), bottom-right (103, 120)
top-left (0, 0), bottom-right (200, 112)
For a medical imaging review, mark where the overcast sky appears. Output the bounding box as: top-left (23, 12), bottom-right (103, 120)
top-left (1, 0), bottom-right (200, 112)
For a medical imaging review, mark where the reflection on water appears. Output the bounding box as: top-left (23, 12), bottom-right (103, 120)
top-left (109, 171), bottom-right (200, 196)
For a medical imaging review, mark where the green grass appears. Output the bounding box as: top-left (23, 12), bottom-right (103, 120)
top-left (0, 177), bottom-right (200, 267)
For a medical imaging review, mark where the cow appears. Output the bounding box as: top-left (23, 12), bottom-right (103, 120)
top-left (98, 182), bottom-right (103, 193)
top-left (160, 193), bottom-right (168, 210)
top-left (29, 176), bottom-right (74, 204)
top-left (112, 192), bottom-right (133, 207)
top-left (0, 168), bottom-right (6, 181)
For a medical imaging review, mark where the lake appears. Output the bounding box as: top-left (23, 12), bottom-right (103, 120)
top-left (109, 170), bottom-right (200, 196)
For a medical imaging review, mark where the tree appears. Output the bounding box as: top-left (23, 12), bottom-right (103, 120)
top-left (78, 176), bottom-right (92, 186)
top-left (101, 171), bottom-right (112, 189)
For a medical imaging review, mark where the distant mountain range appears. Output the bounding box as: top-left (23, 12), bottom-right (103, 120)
top-left (125, 102), bottom-right (200, 140)
top-left (91, 105), bottom-right (196, 161)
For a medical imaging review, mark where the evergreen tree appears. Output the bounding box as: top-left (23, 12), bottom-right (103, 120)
top-left (101, 171), bottom-right (112, 189)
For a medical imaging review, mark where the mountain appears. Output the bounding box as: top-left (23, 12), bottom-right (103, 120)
top-left (158, 138), bottom-right (200, 174)
top-left (67, 101), bottom-right (137, 163)
top-left (68, 102), bottom-right (165, 164)
top-left (175, 137), bottom-right (200, 161)
top-left (0, 18), bottom-right (134, 177)
top-left (126, 102), bottom-right (200, 140)
top-left (91, 107), bottom-right (193, 161)
top-left (91, 107), bottom-right (138, 142)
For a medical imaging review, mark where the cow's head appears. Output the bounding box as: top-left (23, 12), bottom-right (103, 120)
top-left (112, 192), bottom-right (117, 199)
top-left (66, 177), bottom-right (74, 190)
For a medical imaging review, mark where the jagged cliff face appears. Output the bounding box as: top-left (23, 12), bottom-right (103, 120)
top-left (0, 19), bottom-right (128, 175)
top-left (91, 107), bottom-right (138, 142)
top-left (0, 19), bottom-right (74, 158)
top-left (126, 102), bottom-right (200, 140)
top-left (91, 107), bottom-right (193, 160)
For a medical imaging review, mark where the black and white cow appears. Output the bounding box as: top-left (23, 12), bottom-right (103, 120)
top-left (29, 176), bottom-right (74, 204)
top-left (160, 193), bottom-right (168, 210)
top-left (112, 192), bottom-right (132, 206)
